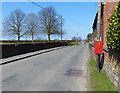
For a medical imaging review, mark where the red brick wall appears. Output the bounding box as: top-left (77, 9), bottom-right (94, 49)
top-left (102, 2), bottom-right (118, 50)
top-left (101, 2), bottom-right (120, 89)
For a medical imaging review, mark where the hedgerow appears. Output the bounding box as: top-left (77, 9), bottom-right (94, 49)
top-left (107, 2), bottom-right (120, 51)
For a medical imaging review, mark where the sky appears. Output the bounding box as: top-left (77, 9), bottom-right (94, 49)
top-left (1, 2), bottom-right (98, 40)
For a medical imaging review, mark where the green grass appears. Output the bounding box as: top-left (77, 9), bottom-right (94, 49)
top-left (0, 42), bottom-right (15, 44)
top-left (0, 42), bottom-right (28, 44)
top-left (89, 58), bottom-right (118, 91)
top-left (68, 42), bottom-right (81, 46)
top-left (0, 40), bottom-right (76, 44)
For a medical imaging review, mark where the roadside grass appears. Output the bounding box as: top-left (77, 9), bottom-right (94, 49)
top-left (68, 42), bottom-right (81, 46)
top-left (0, 40), bottom-right (76, 44)
top-left (89, 58), bottom-right (118, 91)
top-left (0, 42), bottom-right (16, 44)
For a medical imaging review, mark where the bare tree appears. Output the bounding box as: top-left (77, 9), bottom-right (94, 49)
top-left (3, 9), bottom-right (26, 42)
top-left (72, 36), bottom-right (77, 41)
top-left (38, 6), bottom-right (61, 41)
top-left (25, 13), bottom-right (40, 42)
top-left (72, 36), bottom-right (82, 41)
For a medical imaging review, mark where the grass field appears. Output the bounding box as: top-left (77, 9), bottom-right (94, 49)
top-left (0, 41), bottom-right (81, 46)
top-left (0, 40), bottom-right (77, 44)
top-left (89, 58), bottom-right (118, 91)
top-left (68, 42), bottom-right (81, 46)
top-left (0, 42), bottom-right (16, 44)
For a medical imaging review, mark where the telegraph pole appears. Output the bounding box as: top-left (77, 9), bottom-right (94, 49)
top-left (76, 32), bottom-right (78, 42)
top-left (60, 16), bottom-right (63, 40)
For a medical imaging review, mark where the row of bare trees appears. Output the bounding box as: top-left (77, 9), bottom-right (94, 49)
top-left (3, 6), bottom-right (64, 42)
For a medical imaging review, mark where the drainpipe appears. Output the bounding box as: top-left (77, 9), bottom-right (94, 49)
top-left (97, 0), bottom-right (102, 73)
top-left (97, 0), bottom-right (102, 41)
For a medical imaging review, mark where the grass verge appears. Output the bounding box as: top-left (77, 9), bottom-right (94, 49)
top-left (68, 42), bottom-right (81, 46)
top-left (0, 42), bottom-right (15, 44)
top-left (89, 57), bottom-right (118, 91)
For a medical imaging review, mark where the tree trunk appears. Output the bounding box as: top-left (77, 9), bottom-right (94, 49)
top-left (48, 35), bottom-right (51, 41)
top-left (32, 33), bottom-right (34, 43)
top-left (17, 27), bottom-right (20, 43)
top-left (48, 30), bottom-right (51, 41)
top-left (18, 32), bottom-right (20, 43)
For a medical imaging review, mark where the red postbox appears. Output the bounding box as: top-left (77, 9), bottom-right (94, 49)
top-left (94, 41), bottom-right (103, 54)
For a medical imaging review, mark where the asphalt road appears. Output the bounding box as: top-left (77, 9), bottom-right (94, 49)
top-left (2, 44), bottom-right (91, 91)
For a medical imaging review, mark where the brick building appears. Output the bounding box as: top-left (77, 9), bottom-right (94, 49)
top-left (93, 2), bottom-right (118, 48)
top-left (92, 1), bottom-right (120, 90)
top-left (101, 2), bottom-right (118, 50)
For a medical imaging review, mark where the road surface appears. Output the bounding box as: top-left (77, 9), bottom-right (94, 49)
top-left (2, 44), bottom-right (91, 91)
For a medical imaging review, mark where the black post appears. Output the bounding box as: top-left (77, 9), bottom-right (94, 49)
top-left (97, 54), bottom-right (101, 73)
